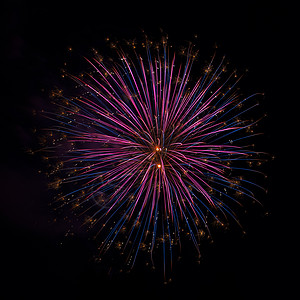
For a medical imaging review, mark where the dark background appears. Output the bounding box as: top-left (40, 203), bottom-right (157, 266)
top-left (2, 0), bottom-right (296, 299)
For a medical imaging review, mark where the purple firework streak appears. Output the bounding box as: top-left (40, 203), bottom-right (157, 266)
top-left (45, 39), bottom-right (266, 274)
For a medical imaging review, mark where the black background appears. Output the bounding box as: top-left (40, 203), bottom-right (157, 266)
top-left (2, 1), bottom-right (296, 299)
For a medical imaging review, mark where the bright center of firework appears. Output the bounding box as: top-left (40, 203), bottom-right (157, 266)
top-left (154, 145), bottom-right (163, 169)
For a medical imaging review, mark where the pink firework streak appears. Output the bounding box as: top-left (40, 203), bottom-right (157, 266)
top-left (46, 40), bottom-right (266, 275)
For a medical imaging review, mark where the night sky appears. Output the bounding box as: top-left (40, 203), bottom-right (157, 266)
top-left (2, 1), bottom-right (295, 299)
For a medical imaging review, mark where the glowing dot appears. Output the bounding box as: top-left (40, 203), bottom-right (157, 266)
top-left (157, 164), bottom-right (161, 168)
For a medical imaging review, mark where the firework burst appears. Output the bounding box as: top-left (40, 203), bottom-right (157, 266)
top-left (43, 37), bottom-right (266, 276)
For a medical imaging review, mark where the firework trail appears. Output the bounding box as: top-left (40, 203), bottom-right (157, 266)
top-left (45, 37), bottom-right (266, 275)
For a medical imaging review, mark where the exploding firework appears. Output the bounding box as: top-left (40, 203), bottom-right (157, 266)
top-left (43, 36), bottom-right (267, 275)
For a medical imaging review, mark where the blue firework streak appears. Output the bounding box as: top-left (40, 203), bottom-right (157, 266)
top-left (45, 37), bottom-right (266, 275)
